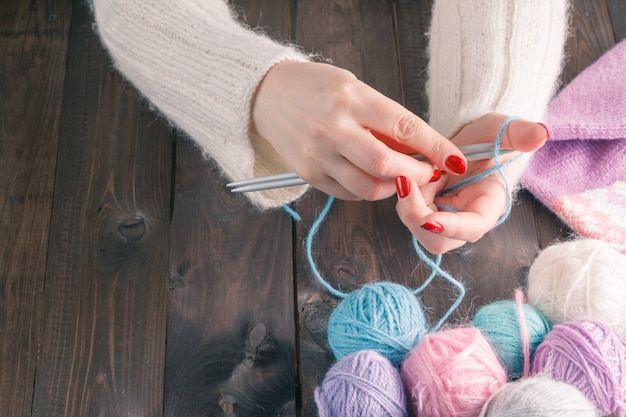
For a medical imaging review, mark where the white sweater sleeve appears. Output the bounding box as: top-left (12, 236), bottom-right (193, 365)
top-left (427, 0), bottom-right (569, 139)
top-left (90, 0), bottom-right (310, 209)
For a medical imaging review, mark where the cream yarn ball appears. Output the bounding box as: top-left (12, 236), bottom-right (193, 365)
top-left (479, 375), bottom-right (597, 416)
top-left (527, 239), bottom-right (626, 337)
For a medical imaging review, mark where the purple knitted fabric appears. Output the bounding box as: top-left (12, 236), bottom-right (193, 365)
top-left (522, 40), bottom-right (626, 245)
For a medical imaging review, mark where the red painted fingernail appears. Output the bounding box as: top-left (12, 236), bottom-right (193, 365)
top-left (395, 176), bottom-right (411, 198)
top-left (429, 169), bottom-right (446, 183)
top-left (445, 155), bottom-right (467, 175)
top-left (537, 123), bottom-right (551, 140)
top-left (421, 221), bottom-right (444, 233)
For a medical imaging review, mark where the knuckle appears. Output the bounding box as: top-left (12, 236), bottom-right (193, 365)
top-left (360, 183), bottom-right (386, 202)
top-left (327, 77), bottom-right (358, 109)
top-left (390, 113), bottom-right (421, 143)
top-left (397, 209), bottom-right (421, 229)
top-left (367, 150), bottom-right (394, 178)
top-left (427, 136), bottom-right (448, 157)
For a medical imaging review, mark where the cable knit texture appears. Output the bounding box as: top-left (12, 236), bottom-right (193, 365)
top-left (91, 0), bottom-right (569, 209)
top-left (90, 0), bottom-right (310, 209)
top-left (522, 40), bottom-right (626, 245)
top-left (427, 0), bottom-right (568, 138)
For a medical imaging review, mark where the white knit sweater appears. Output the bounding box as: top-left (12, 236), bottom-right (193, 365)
top-left (91, 0), bottom-right (568, 209)
top-left (91, 0), bottom-right (310, 209)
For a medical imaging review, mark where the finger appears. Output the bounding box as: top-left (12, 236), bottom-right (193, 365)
top-left (302, 149), bottom-right (400, 201)
top-left (420, 209), bottom-right (495, 245)
top-left (349, 83), bottom-right (468, 175)
top-left (395, 176), bottom-right (469, 254)
top-left (455, 113), bottom-right (550, 152)
top-left (330, 123), bottom-right (444, 187)
top-left (311, 174), bottom-right (362, 201)
top-left (324, 154), bottom-right (399, 201)
top-left (426, 185), bottom-right (508, 243)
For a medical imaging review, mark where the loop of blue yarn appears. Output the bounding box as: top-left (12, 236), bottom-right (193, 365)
top-left (286, 116), bottom-right (521, 362)
top-left (438, 116), bottom-right (522, 227)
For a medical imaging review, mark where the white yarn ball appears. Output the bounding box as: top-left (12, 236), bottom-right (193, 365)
top-left (479, 375), bottom-right (597, 416)
top-left (527, 239), bottom-right (626, 337)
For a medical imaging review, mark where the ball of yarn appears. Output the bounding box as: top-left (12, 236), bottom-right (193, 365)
top-left (401, 327), bottom-right (507, 417)
top-left (527, 238), bottom-right (626, 337)
top-left (327, 281), bottom-right (428, 366)
top-left (314, 350), bottom-right (406, 417)
top-left (532, 320), bottom-right (626, 416)
top-left (473, 299), bottom-right (550, 380)
top-left (479, 375), bottom-right (597, 416)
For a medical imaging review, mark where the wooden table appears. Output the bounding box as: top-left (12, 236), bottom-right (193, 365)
top-left (1, 1), bottom-right (624, 416)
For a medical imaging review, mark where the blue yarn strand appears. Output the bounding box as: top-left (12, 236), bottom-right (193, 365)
top-left (439, 116), bottom-right (522, 227)
top-left (283, 204), bottom-right (302, 221)
top-left (411, 237), bottom-right (465, 331)
top-left (293, 116), bottom-right (522, 328)
top-left (305, 196), bottom-right (348, 299)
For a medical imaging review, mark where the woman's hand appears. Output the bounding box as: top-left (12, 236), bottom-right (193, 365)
top-left (395, 113), bottom-right (549, 254)
top-left (252, 61), bottom-right (468, 201)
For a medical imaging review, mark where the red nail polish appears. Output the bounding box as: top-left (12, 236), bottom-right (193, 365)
top-left (537, 123), bottom-right (551, 140)
top-left (421, 221), bottom-right (444, 233)
top-left (445, 155), bottom-right (467, 175)
top-left (429, 169), bottom-right (442, 183)
top-left (395, 176), bottom-right (410, 198)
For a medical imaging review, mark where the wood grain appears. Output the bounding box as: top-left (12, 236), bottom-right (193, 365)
top-left (31, 2), bottom-right (172, 416)
top-left (0, 0), bottom-right (621, 416)
top-left (164, 1), bottom-right (298, 416)
top-left (0, 1), bottom-right (72, 415)
top-left (608, 0), bottom-right (626, 41)
top-left (293, 1), bottom-right (414, 415)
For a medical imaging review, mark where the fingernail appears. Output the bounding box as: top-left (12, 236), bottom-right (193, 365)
top-left (537, 123), bottom-right (551, 140)
top-left (445, 155), bottom-right (467, 175)
top-left (421, 221), bottom-right (444, 233)
top-left (429, 169), bottom-right (446, 183)
top-left (395, 176), bottom-right (411, 198)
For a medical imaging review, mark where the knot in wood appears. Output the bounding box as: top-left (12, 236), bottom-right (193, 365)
top-left (118, 216), bottom-right (146, 240)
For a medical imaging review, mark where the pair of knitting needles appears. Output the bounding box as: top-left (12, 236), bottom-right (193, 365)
top-left (228, 143), bottom-right (513, 193)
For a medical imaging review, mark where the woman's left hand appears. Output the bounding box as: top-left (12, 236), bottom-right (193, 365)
top-left (395, 113), bottom-right (549, 254)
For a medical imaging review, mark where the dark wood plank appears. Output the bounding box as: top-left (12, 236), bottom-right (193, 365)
top-left (164, 1), bottom-right (298, 416)
top-left (393, 0), bottom-right (433, 118)
top-left (294, 1), bottom-right (409, 415)
top-left (560, 0), bottom-right (616, 85)
top-left (0, 1), bottom-right (72, 416)
top-left (31, 1), bottom-right (172, 416)
top-left (608, 0), bottom-right (626, 41)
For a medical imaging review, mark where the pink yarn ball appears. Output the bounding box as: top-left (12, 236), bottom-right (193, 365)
top-left (532, 320), bottom-right (626, 417)
top-left (401, 327), bottom-right (507, 417)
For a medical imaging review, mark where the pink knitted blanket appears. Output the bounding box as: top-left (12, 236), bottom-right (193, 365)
top-left (522, 39), bottom-right (626, 245)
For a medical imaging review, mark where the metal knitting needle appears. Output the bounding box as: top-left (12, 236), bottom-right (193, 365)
top-left (228, 143), bottom-right (514, 193)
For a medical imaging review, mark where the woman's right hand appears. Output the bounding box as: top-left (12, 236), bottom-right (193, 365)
top-left (251, 61), bottom-right (468, 201)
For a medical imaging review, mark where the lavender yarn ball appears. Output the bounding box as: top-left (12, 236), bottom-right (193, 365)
top-left (532, 320), bottom-right (626, 417)
top-left (479, 375), bottom-right (597, 416)
top-left (327, 282), bottom-right (428, 366)
top-left (473, 299), bottom-right (550, 380)
top-left (314, 350), bottom-right (406, 417)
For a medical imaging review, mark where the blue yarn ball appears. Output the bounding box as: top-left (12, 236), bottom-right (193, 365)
top-left (327, 282), bottom-right (429, 367)
top-left (473, 300), bottom-right (550, 380)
